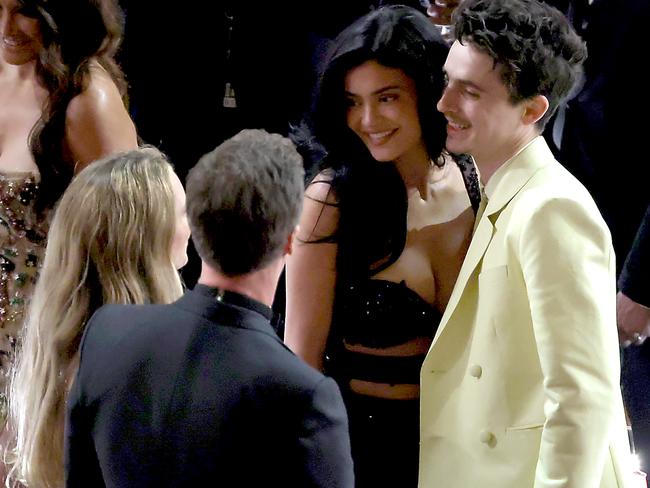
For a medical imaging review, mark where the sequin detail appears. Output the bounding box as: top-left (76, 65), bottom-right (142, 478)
top-left (336, 279), bottom-right (440, 349)
top-left (0, 172), bottom-right (49, 414)
top-left (326, 278), bottom-right (441, 386)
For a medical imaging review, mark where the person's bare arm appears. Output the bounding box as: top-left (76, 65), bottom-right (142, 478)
top-left (285, 176), bottom-right (339, 371)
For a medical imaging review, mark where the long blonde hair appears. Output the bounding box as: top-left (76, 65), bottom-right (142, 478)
top-left (5, 147), bottom-right (184, 487)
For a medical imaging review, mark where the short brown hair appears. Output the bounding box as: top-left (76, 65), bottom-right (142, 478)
top-left (186, 129), bottom-right (305, 276)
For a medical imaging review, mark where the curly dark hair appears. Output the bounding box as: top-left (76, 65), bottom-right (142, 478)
top-left (293, 5), bottom-right (449, 278)
top-left (454, 0), bottom-right (587, 129)
top-left (21, 0), bottom-right (127, 213)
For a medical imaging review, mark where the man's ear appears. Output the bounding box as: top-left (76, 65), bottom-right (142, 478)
top-left (522, 94), bottom-right (549, 125)
top-left (284, 226), bottom-right (298, 256)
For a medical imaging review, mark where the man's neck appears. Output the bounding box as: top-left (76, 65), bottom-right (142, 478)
top-left (475, 132), bottom-right (539, 186)
top-left (196, 260), bottom-right (283, 307)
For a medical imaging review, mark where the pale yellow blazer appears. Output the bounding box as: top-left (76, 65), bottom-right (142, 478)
top-left (419, 137), bottom-right (634, 488)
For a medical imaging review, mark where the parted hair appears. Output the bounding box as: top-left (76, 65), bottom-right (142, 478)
top-left (19, 0), bottom-right (128, 213)
top-left (454, 0), bottom-right (587, 129)
top-left (5, 147), bottom-right (184, 488)
top-left (186, 129), bottom-right (304, 277)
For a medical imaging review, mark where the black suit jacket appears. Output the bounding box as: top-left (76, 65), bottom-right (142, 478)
top-left (620, 204), bottom-right (650, 307)
top-left (549, 0), bottom-right (650, 276)
top-left (65, 285), bottom-right (354, 487)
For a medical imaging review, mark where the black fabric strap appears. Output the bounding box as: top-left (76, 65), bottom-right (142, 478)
top-left (339, 349), bottom-right (426, 385)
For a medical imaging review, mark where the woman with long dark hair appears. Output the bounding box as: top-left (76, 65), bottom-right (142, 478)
top-left (285, 6), bottom-right (479, 486)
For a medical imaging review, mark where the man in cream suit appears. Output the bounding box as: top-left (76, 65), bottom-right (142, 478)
top-left (419, 0), bottom-right (635, 486)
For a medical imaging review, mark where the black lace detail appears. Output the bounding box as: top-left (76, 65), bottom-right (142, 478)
top-left (452, 153), bottom-right (481, 214)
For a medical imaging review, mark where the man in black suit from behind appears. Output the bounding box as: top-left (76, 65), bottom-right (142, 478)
top-left (64, 129), bottom-right (354, 487)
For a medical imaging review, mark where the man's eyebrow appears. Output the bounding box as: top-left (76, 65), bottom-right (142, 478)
top-left (448, 77), bottom-right (484, 92)
top-left (459, 80), bottom-right (484, 91)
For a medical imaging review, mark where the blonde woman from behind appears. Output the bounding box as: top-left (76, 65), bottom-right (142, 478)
top-left (4, 147), bottom-right (190, 488)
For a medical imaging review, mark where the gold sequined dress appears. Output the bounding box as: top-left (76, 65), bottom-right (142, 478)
top-left (0, 171), bottom-right (49, 413)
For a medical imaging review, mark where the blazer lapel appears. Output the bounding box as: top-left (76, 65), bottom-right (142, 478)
top-left (434, 204), bottom-right (494, 341)
top-left (433, 137), bottom-right (556, 343)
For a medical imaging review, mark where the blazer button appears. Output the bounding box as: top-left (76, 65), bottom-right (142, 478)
top-left (479, 430), bottom-right (495, 445)
top-left (469, 364), bottom-right (483, 378)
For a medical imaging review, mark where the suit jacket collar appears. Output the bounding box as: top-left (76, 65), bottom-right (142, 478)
top-left (434, 136), bottom-right (555, 342)
top-left (483, 136), bottom-right (552, 218)
top-left (174, 286), bottom-right (279, 340)
top-left (192, 284), bottom-right (273, 320)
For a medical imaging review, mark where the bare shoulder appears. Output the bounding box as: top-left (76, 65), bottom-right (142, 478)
top-left (65, 62), bottom-right (137, 170)
top-left (298, 170), bottom-right (339, 241)
top-left (66, 65), bottom-right (125, 123)
top-left (305, 169), bottom-right (337, 203)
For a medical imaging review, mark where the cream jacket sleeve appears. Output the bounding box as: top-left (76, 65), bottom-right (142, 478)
top-left (515, 194), bottom-right (620, 487)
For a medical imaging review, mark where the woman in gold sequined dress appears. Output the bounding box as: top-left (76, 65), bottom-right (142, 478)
top-left (0, 0), bottom-right (138, 412)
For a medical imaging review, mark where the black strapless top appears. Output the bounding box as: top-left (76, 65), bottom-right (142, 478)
top-left (338, 279), bottom-right (440, 348)
top-left (328, 279), bottom-right (441, 386)
top-left (325, 154), bottom-right (478, 387)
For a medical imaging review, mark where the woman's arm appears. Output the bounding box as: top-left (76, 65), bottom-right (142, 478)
top-left (65, 68), bottom-right (138, 171)
top-left (285, 177), bottom-right (339, 371)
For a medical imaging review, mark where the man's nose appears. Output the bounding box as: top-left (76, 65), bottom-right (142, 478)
top-left (437, 86), bottom-right (455, 113)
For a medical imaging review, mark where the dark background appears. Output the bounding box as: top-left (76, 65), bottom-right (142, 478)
top-left (116, 1), bottom-right (430, 289)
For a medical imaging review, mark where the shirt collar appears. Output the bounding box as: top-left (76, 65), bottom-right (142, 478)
top-left (193, 284), bottom-right (273, 321)
top-left (484, 136), bottom-right (541, 200)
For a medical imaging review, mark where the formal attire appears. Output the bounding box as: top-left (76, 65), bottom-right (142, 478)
top-left (0, 171), bottom-right (48, 419)
top-left (619, 205), bottom-right (650, 309)
top-left (65, 285), bottom-right (354, 488)
top-left (542, 0), bottom-right (650, 465)
top-left (419, 137), bottom-right (633, 487)
top-left (324, 155), bottom-right (479, 487)
top-left (328, 278), bottom-right (441, 488)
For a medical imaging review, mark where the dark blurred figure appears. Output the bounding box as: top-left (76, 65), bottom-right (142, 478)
top-left (423, 0), bottom-right (460, 44)
top-left (117, 1), bottom-right (315, 290)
